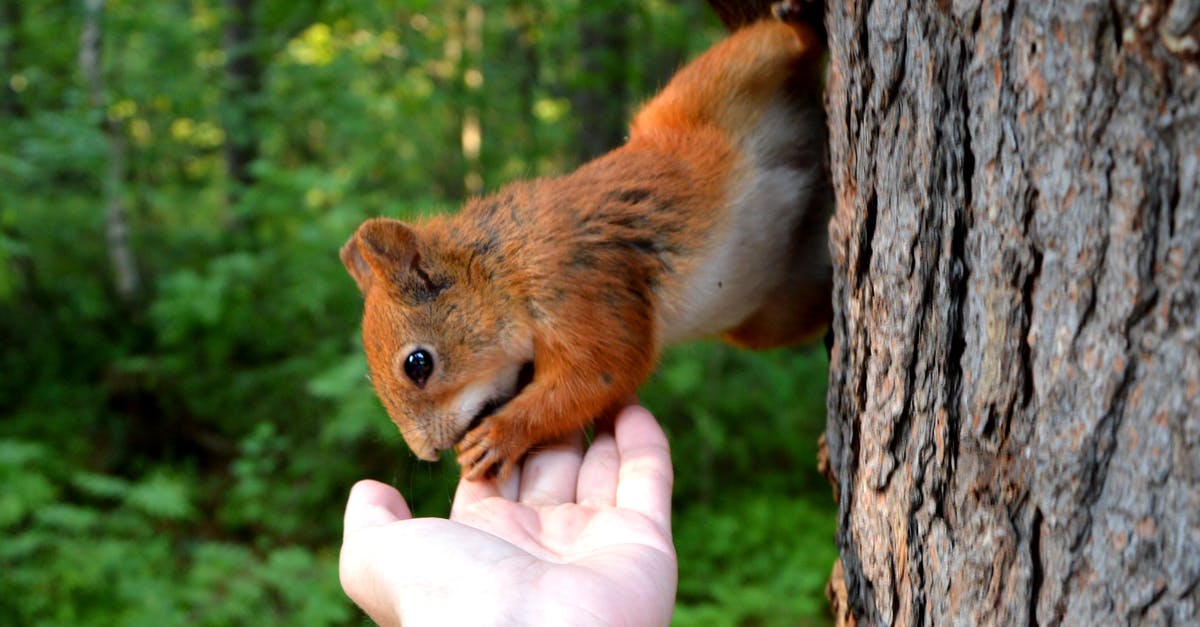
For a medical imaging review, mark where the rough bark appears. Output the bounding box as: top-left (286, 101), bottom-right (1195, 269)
top-left (825, 1), bottom-right (1200, 625)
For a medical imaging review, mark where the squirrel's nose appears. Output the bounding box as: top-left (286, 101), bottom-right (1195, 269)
top-left (402, 430), bottom-right (441, 462)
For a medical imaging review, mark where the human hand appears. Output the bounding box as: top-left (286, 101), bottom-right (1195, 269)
top-left (339, 404), bottom-right (677, 626)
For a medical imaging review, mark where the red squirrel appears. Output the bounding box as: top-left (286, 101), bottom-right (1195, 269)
top-left (341, 3), bottom-right (830, 480)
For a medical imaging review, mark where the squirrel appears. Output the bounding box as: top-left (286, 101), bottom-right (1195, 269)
top-left (340, 1), bottom-right (830, 480)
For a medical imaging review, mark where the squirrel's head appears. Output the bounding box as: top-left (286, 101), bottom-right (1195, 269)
top-left (340, 217), bottom-right (533, 461)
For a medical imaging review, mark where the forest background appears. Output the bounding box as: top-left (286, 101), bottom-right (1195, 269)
top-left (0, 1), bottom-right (835, 624)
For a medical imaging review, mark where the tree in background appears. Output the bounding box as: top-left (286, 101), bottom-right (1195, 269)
top-left (221, 0), bottom-right (262, 215)
top-left (1, 0), bottom-right (23, 118)
top-left (81, 0), bottom-right (139, 304)
top-left (571, 0), bottom-right (631, 163)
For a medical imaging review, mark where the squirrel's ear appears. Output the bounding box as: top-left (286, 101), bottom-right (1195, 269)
top-left (340, 218), bottom-right (419, 294)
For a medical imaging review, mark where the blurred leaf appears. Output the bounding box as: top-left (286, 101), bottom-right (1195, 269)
top-left (0, 439), bottom-right (45, 467)
top-left (36, 503), bottom-right (103, 532)
top-left (0, 471), bottom-right (56, 529)
top-left (125, 473), bottom-right (194, 521)
top-left (72, 472), bottom-right (131, 500)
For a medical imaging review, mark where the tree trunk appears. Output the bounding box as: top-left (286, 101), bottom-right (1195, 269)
top-left (1, 0), bottom-right (24, 117)
top-left (824, 1), bottom-right (1200, 625)
top-left (510, 2), bottom-right (540, 162)
top-left (432, 2), bottom-right (467, 199)
top-left (571, 2), bottom-right (631, 163)
top-left (461, 4), bottom-right (484, 195)
top-left (222, 0), bottom-right (261, 209)
top-left (81, 0), bottom-right (140, 305)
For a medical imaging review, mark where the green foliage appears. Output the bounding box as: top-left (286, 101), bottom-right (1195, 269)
top-left (651, 344), bottom-right (835, 625)
top-left (673, 496), bottom-right (838, 627)
top-left (1, 0), bottom-right (833, 624)
top-left (0, 438), bottom-right (351, 625)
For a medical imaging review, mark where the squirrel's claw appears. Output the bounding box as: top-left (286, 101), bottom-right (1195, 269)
top-left (456, 417), bottom-right (521, 481)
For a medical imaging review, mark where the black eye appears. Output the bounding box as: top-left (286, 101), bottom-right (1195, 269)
top-left (403, 349), bottom-right (434, 388)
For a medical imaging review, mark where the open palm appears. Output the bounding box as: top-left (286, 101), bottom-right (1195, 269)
top-left (339, 405), bottom-right (677, 626)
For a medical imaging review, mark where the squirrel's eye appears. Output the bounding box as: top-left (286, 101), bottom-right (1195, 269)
top-left (403, 349), bottom-right (434, 388)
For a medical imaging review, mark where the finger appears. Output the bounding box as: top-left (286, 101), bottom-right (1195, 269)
top-left (452, 474), bottom-right (498, 517)
top-left (576, 414), bottom-right (620, 508)
top-left (451, 463), bottom-right (522, 519)
top-left (613, 405), bottom-right (674, 532)
top-left (518, 430), bottom-right (585, 506)
top-left (343, 479), bottom-right (412, 538)
top-left (341, 480), bottom-right (412, 627)
top-left (340, 535), bottom-right (401, 627)
top-left (496, 460), bottom-right (521, 501)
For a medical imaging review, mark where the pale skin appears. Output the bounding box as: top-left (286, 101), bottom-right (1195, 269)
top-left (339, 404), bottom-right (678, 626)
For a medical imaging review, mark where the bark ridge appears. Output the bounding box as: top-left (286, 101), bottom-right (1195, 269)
top-left (825, 1), bottom-right (1200, 624)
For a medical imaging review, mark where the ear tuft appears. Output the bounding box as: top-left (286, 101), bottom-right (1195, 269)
top-left (340, 218), bottom-right (419, 294)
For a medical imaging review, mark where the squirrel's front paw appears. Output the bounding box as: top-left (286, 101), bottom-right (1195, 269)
top-left (455, 413), bottom-right (529, 481)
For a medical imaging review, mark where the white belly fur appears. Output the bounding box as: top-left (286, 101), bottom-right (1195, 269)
top-left (659, 95), bottom-right (820, 345)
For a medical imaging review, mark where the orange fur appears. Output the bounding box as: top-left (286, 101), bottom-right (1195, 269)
top-left (341, 13), bottom-right (829, 480)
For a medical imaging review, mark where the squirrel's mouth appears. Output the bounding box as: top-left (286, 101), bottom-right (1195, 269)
top-left (457, 360), bottom-right (535, 443)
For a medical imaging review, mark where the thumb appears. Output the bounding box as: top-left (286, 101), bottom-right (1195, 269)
top-left (340, 480), bottom-right (413, 627)
top-left (343, 479), bottom-right (413, 538)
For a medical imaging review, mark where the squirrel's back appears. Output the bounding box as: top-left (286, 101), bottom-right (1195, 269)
top-left (451, 18), bottom-right (828, 349)
top-left (549, 18), bottom-right (829, 347)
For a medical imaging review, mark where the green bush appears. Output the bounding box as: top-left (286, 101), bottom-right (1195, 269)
top-left (0, 439), bottom-right (351, 625)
